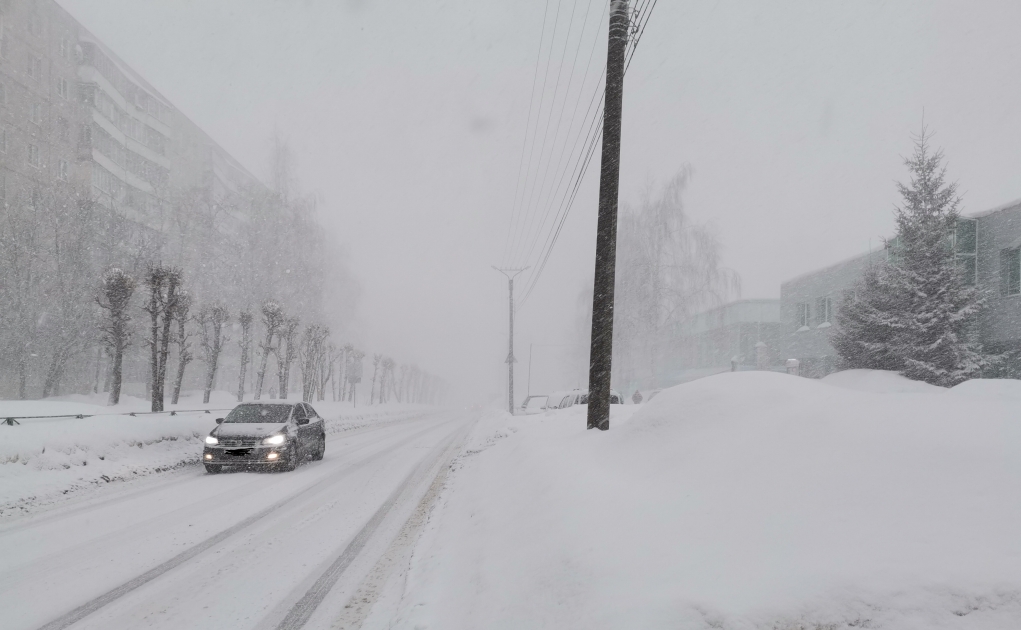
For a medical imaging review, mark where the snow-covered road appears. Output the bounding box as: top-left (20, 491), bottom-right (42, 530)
top-left (1, 409), bottom-right (471, 630)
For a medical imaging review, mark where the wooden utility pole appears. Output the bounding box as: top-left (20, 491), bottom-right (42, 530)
top-left (587, 0), bottom-right (629, 431)
top-left (493, 267), bottom-right (528, 414)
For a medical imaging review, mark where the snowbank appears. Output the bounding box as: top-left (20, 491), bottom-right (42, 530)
top-left (0, 393), bottom-right (433, 517)
top-left (395, 371), bottom-right (1021, 629)
top-left (820, 368), bottom-right (944, 393)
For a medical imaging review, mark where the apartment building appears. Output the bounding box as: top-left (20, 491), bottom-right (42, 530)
top-left (0, 0), bottom-right (260, 233)
top-left (779, 200), bottom-right (1021, 377)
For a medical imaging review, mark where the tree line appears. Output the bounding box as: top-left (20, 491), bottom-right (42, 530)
top-left (97, 268), bottom-right (443, 410)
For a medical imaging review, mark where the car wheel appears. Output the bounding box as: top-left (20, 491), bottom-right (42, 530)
top-left (311, 434), bottom-right (325, 461)
top-left (204, 464), bottom-right (222, 474)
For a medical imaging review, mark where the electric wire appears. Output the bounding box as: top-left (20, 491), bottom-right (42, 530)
top-left (501, 0), bottom-right (553, 268)
top-left (516, 0), bottom-right (657, 306)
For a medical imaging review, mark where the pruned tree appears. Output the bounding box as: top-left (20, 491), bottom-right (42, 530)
top-left (370, 353), bottom-right (381, 404)
top-left (277, 316), bottom-right (300, 400)
top-left (254, 301), bottom-right (284, 400)
top-left (236, 310), bottom-right (253, 402)
top-left (170, 291), bottom-right (194, 405)
top-left (298, 323), bottom-right (329, 402)
top-left (97, 269), bottom-right (135, 405)
top-left (198, 304), bottom-right (231, 404)
top-left (143, 263), bottom-right (182, 412)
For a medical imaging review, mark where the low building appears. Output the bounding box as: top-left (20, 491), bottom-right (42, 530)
top-left (661, 299), bottom-right (787, 384)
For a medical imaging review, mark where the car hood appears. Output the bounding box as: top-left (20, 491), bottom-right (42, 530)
top-left (215, 422), bottom-right (287, 438)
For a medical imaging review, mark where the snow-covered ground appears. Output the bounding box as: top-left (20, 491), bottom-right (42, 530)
top-left (385, 370), bottom-right (1021, 629)
top-left (0, 391), bottom-right (430, 518)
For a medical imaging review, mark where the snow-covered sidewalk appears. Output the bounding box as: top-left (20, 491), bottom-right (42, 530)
top-left (0, 391), bottom-right (430, 518)
top-left (387, 371), bottom-right (1021, 629)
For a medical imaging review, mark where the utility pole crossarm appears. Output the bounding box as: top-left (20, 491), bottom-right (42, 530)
top-left (493, 266), bottom-right (528, 415)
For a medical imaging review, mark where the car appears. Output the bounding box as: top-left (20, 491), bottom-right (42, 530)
top-left (545, 389), bottom-right (624, 410)
top-left (202, 402), bottom-right (326, 473)
top-left (520, 395), bottom-right (548, 414)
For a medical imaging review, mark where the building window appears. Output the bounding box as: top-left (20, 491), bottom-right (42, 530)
top-left (30, 102), bottom-right (42, 124)
top-left (0, 82), bottom-right (5, 106)
top-left (28, 13), bottom-right (42, 37)
top-left (0, 127), bottom-right (6, 153)
top-left (796, 303), bottom-right (811, 330)
top-left (59, 37), bottom-right (72, 60)
top-left (1000, 248), bottom-right (1020, 296)
top-left (27, 54), bottom-right (42, 79)
top-left (58, 159), bottom-right (68, 181)
top-left (27, 144), bottom-right (40, 168)
top-left (955, 218), bottom-right (977, 285)
top-left (57, 77), bottom-right (69, 99)
top-left (816, 297), bottom-right (832, 326)
top-left (57, 117), bottom-right (69, 142)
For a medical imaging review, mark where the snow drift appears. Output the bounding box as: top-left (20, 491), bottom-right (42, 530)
top-left (392, 371), bottom-right (1021, 629)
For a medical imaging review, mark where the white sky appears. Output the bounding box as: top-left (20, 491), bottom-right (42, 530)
top-left (59, 0), bottom-right (1021, 400)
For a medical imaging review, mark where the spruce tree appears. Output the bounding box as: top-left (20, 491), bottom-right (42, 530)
top-left (832, 265), bottom-right (905, 371)
top-left (833, 129), bottom-right (989, 386)
top-left (888, 130), bottom-right (988, 385)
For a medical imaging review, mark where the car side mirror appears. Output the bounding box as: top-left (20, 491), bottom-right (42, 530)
top-left (215, 417), bottom-right (224, 424)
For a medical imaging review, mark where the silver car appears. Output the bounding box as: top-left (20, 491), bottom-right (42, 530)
top-left (202, 402), bottom-right (326, 473)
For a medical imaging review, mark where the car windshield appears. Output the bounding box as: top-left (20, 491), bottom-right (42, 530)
top-left (223, 405), bottom-right (292, 424)
top-left (525, 396), bottom-right (547, 410)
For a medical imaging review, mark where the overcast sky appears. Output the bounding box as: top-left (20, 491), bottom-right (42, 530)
top-left (59, 0), bottom-right (1021, 400)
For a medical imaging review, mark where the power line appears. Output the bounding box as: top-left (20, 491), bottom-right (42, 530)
top-left (516, 0), bottom-right (650, 296)
top-left (516, 0), bottom-right (658, 307)
top-left (502, 0), bottom-right (553, 268)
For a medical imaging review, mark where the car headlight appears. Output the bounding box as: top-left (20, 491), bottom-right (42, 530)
top-left (262, 434), bottom-right (286, 446)
top-left (205, 435), bottom-right (218, 445)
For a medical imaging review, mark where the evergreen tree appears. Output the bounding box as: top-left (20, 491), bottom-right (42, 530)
top-left (888, 130), bottom-right (988, 385)
top-left (834, 128), bottom-right (990, 386)
top-left (832, 265), bottom-right (905, 371)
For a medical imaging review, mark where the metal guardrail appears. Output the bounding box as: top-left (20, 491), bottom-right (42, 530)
top-left (2, 407), bottom-right (235, 426)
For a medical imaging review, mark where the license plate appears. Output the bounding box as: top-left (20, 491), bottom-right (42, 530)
top-left (226, 448), bottom-right (252, 457)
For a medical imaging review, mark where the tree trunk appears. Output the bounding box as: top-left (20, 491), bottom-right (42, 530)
top-left (109, 343), bottom-right (124, 405)
top-left (237, 349), bottom-right (248, 402)
top-left (149, 289), bottom-right (160, 412)
top-left (254, 333), bottom-right (273, 400)
top-left (172, 356), bottom-right (188, 405)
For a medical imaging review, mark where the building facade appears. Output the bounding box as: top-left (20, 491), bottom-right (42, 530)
top-left (778, 200), bottom-right (1021, 377)
top-left (662, 299), bottom-right (787, 383)
top-left (0, 0), bottom-right (260, 231)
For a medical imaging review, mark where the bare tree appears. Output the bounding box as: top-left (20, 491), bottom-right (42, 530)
top-left (97, 269), bottom-right (135, 405)
top-left (611, 171), bottom-right (740, 393)
top-left (170, 292), bottom-right (193, 405)
top-left (277, 316), bottom-right (300, 400)
top-left (298, 324), bottom-right (329, 402)
top-left (254, 302), bottom-right (283, 400)
top-left (143, 263), bottom-right (182, 412)
top-left (236, 310), bottom-right (253, 402)
top-left (198, 304), bottom-right (230, 404)
top-left (370, 354), bottom-right (381, 404)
